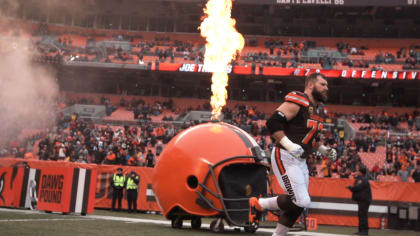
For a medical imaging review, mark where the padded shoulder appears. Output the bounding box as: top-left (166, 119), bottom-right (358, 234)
top-left (284, 91), bottom-right (309, 107)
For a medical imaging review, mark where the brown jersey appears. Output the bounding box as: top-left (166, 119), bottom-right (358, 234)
top-left (282, 91), bottom-right (328, 157)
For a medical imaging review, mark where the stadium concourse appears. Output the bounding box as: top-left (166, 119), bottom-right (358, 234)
top-left (0, 0), bottom-right (420, 234)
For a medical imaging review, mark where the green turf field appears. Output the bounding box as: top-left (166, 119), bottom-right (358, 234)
top-left (0, 208), bottom-right (417, 236)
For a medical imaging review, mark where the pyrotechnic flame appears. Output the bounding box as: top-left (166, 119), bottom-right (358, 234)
top-left (200, 0), bottom-right (244, 120)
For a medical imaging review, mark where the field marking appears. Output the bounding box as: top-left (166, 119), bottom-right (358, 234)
top-left (87, 214), bottom-right (351, 236)
top-left (0, 218), bottom-right (93, 222)
top-left (0, 208), bottom-right (350, 236)
top-left (311, 202), bottom-right (388, 214)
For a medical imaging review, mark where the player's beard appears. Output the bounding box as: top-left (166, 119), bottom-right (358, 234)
top-left (312, 87), bottom-right (328, 103)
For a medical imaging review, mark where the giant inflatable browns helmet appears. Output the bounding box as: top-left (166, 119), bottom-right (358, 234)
top-left (153, 122), bottom-right (268, 227)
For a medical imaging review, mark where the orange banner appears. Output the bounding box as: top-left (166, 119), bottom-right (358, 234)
top-left (1, 158), bottom-right (420, 228)
top-left (267, 176), bottom-right (420, 228)
top-left (94, 165), bottom-right (160, 212)
top-left (0, 167), bottom-right (25, 208)
top-left (37, 167), bottom-right (73, 213)
top-left (0, 159), bottom-right (96, 214)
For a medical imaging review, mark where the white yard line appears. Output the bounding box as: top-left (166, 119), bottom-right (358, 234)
top-left (0, 207), bottom-right (350, 236)
top-left (0, 218), bottom-right (93, 222)
top-left (87, 214), bottom-right (351, 236)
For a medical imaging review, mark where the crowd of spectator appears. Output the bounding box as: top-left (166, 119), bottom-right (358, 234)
top-left (0, 133), bottom-right (40, 159)
top-left (328, 110), bottom-right (420, 182)
top-left (341, 59), bottom-right (370, 69)
top-left (244, 38), bottom-right (312, 66)
top-left (374, 52), bottom-right (396, 64)
top-left (398, 46), bottom-right (420, 70)
top-left (1, 91), bottom-right (419, 183)
top-left (3, 16), bottom-right (420, 73)
top-left (3, 111), bottom-right (417, 182)
top-left (305, 126), bottom-right (366, 179)
top-left (36, 115), bottom-right (183, 167)
top-left (331, 110), bottom-right (420, 133)
top-left (378, 135), bottom-right (420, 182)
top-left (336, 41), bottom-right (367, 56)
top-left (26, 23), bottom-right (420, 71)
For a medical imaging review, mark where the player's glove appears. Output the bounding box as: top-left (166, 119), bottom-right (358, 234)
top-left (280, 136), bottom-right (304, 159)
top-left (318, 145), bottom-right (337, 162)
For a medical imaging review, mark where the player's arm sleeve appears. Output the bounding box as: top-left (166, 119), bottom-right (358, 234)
top-left (266, 111), bottom-right (287, 135)
top-left (266, 101), bottom-right (300, 136)
top-left (267, 101), bottom-right (300, 147)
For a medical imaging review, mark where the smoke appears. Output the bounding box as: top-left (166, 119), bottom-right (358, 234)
top-left (0, 19), bottom-right (58, 147)
top-left (0, 0), bottom-right (20, 15)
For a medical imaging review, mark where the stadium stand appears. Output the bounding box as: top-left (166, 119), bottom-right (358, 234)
top-left (2, 16), bottom-right (419, 71)
top-left (1, 4), bottom-right (419, 183)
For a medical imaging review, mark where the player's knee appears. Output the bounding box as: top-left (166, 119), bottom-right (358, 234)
top-left (295, 195), bottom-right (311, 208)
top-left (283, 201), bottom-right (304, 224)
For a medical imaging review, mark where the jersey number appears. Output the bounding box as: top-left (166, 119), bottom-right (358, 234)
top-left (302, 119), bottom-right (323, 144)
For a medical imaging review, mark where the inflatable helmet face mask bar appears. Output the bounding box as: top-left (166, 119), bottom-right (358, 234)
top-left (194, 153), bottom-right (269, 227)
top-left (152, 122), bottom-right (269, 227)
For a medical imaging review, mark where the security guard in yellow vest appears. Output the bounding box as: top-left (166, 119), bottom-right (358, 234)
top-left (126, 171), bottom-right (140, 213)
top-left (111, 167), bottom-right (125, 211)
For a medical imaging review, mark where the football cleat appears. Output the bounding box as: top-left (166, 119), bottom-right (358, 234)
top-left (249, 197), bottom-right (262, 226)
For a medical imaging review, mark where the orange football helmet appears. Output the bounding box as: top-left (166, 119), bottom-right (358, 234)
top-left (152, 122), bottom-right (268, 228)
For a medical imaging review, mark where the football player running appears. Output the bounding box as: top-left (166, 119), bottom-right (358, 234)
top-left (249, 73), bottom-right (337, 236)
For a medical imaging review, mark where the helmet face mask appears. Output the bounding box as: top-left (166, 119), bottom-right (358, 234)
top-left (153, 122), bottom-right (269, 226)
top-left (196, 160), bottom-right (269, 224)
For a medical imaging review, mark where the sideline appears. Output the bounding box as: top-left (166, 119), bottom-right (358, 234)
top-left (0, 208), bottom-right (350, 236)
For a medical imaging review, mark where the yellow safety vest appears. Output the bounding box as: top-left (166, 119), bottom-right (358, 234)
top-left (113, 174), bottom-right (125, 187)
top-left (126, 177), bottom-right (139, 190)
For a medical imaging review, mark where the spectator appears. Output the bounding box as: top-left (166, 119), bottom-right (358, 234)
top-left (412, 164), bottom-right (420, 182)
top-left (145, 150), bottom-right (155, 167)
top-left (125, 171), bottom-right (139, 213)
top-left (156, 141), bottom-right (163, 156)
top-left (346, 167), bottom-right (372, 236)
top-left (397, 166), bottom-right (410, 182)
top-left (320, 157), bottom-right (331, 177)
top-left (111, 167), bottom-right (125, 212)
top-left (58, 144), bottom-right (66, 160)
top-left (371, 162), bottom-right (381, 179)
top-left (104, 151), bottom-right (116, 165)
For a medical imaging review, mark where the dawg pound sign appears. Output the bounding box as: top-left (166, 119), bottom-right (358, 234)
top-left (39, 175), bottom-right (64, 203)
